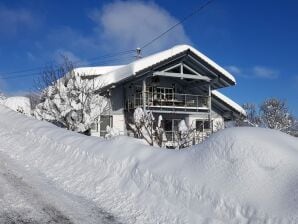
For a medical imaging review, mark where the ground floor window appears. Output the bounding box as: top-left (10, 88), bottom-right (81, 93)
top-left (196, 120), bottom-right (210, 132)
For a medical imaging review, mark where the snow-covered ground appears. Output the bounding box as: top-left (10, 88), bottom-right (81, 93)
top-left (0, 104), bottom-right (298, 223)
top-left (0, 151), bottom-right (120, 224)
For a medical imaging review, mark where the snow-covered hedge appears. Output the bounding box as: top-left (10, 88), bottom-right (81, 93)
top-left (0, 105), bottom-right (297, 223)
top-left (3, 96), bottom-right (31, 115)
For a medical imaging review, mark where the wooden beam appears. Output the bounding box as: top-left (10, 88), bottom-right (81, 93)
top-left (142, 79), bottom-right (146, 110)
top-left (153, 71), bottom-right (210, 82)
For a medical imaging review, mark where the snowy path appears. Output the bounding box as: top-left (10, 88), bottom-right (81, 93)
top-left (0, 148), bottom-right (121, 223)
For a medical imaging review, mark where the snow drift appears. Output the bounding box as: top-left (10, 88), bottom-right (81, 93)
top-left (0, 105), bottom-right (297, 223)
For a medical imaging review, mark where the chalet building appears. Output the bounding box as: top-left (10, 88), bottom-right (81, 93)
top-left (75, 45), bottom-right (246, 146)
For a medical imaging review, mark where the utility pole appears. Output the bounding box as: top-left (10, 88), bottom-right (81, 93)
top-left (135, 47), bottom-right (142, 60)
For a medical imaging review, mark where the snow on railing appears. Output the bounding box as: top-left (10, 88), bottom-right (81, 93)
top-left (126, 92), bottom-right (209, 111)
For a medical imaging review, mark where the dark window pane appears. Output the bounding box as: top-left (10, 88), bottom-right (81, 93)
top-left (196, 120), bottom-right (204, 132)
top-left (100, 115), bottom-right (112, 137)
top-left (204, 120), bottom-right (210, 129)
top-left (164, 120), bottom-right (172, 131)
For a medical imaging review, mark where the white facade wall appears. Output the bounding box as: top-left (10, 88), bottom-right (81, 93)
top-left (184, 110), bottom-right (224, 132)
top-left (112, 114), bottom-right (126, 134)
top-left (211, 110), bottom-right (224, 132)
top-left (185, 113), bottom-right (209, 129)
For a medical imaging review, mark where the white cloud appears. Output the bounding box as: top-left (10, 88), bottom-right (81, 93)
top-left (31, 1), bottom-right (191, 65)
top-left (253, 66), bottom-right (279, 79)
top-left (90, 1), bottom-right (191, 55)
top-left (226, 65), bottom-right (280, 79)
top-left (26, 51), bottom-right (36, 61)
top-left (225, 65), bottom-right (241, 75)
top-left (0, 4), bottom-right (38, 36)
top-left (53, 49), bottom-right (87, 65)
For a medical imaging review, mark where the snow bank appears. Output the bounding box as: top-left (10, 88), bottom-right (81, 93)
top-left (3, 96), bottom-right (31, 115)
top-left (0, 105), bottom-right (297, 223)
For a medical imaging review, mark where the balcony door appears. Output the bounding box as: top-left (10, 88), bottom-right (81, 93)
top-left (100, 115), bottom-right (113, 137)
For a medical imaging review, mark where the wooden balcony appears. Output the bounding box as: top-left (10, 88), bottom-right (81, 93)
top-left (126, 92), bottom-right (210, 112)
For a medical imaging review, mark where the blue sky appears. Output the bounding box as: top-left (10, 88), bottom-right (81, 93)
top-left (0, 0), bottom-right (297, 116)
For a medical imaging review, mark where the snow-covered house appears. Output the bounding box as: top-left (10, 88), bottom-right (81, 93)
top-left (75, 45), bottom-right (246, 145)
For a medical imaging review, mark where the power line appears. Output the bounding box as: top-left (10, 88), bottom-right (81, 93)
top-left (0, 49), bottom-right (134, 77)
top-left (140, 0), bottom-right (213, 50)
top-left (0, 0), bottom-right (213, 80)
top-left (0, 52), bottom-right (135, 80)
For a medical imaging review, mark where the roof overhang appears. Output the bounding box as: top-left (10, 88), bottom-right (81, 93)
top-left (211, 91), bottom-right (246, 120)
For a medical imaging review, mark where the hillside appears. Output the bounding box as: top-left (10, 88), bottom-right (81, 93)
top-left (0, 104), bottom-right (297, 223)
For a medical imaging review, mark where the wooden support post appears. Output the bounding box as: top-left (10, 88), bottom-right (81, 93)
top-left (142, 79), bottom-right (146, 110)
top-left (208, 85), bottom-right (212, 128)
top-left (184, 94), bottom-right (186, 111)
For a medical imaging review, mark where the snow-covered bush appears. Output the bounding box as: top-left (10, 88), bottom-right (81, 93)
top-left (133, 107), bottom-right (164, 146)
top-left (34, 58), bottom-right (110, 133)
top-left (176, 120), bottom-right (195, 149)
top-left (260, 98), bottom-right (294, 133)
top-left (240, 98), bottom-right (296, 136)
top-left (133, 107), bottom-right (155, 146)
top-left (4, 96), bottom-right (31, 116)
top-left (105, 125), bottom-right (120, 139)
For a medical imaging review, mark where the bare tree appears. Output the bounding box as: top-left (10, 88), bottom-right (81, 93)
top-left (0, 91), bottom-right (6, 104)
top-left (34, 56), bottom-right (110, 134)
top-left (25, 91), bottom-right (41, 110)
top-left (237, 103), bottom-right (260, 127)
top-left (34, 55), bottom-right (74, 91)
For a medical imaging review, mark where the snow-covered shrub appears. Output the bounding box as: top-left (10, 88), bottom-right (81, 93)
top-left (133, 107), bottom-right (155, 146)
top-left (176, 120), bottom-right (195, 149)
top-left (240, 99), bottom-right (296, 136)
top-left (133, 107), bottom-right (164, 146)
top-left (34, 58), bottom-right (110, 133)
top-left (4, 96), bottom-right (31, 116)
top-left (260, 98), bottom-right (294, 133)
top-left (105, 125), bottom-right (120, 139)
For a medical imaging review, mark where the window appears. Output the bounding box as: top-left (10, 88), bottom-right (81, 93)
top-left (196, 120), bottom-right (210, 132)
top-left (100, 115), bottom-right (113, 137)
top-left (156, 87), bottom-right (174, 100)
top-left (90, 122), bottom-right (98, 131)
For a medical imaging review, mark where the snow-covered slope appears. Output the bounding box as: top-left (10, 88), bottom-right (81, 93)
top-left (0, 105), bottom-right (297, 223)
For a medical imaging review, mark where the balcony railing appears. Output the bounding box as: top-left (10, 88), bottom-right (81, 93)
top-left (126, 92), bottom-right (209, 111)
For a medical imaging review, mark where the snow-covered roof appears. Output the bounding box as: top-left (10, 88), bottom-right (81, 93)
top-left (72, 45), bottom-right (244, 116)
top-left (91, 44), bottom-right (236, 87)
top-left (212, 90), bottom-right (246, 116)
top-left (74, 65), bottom-right (124, 77)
